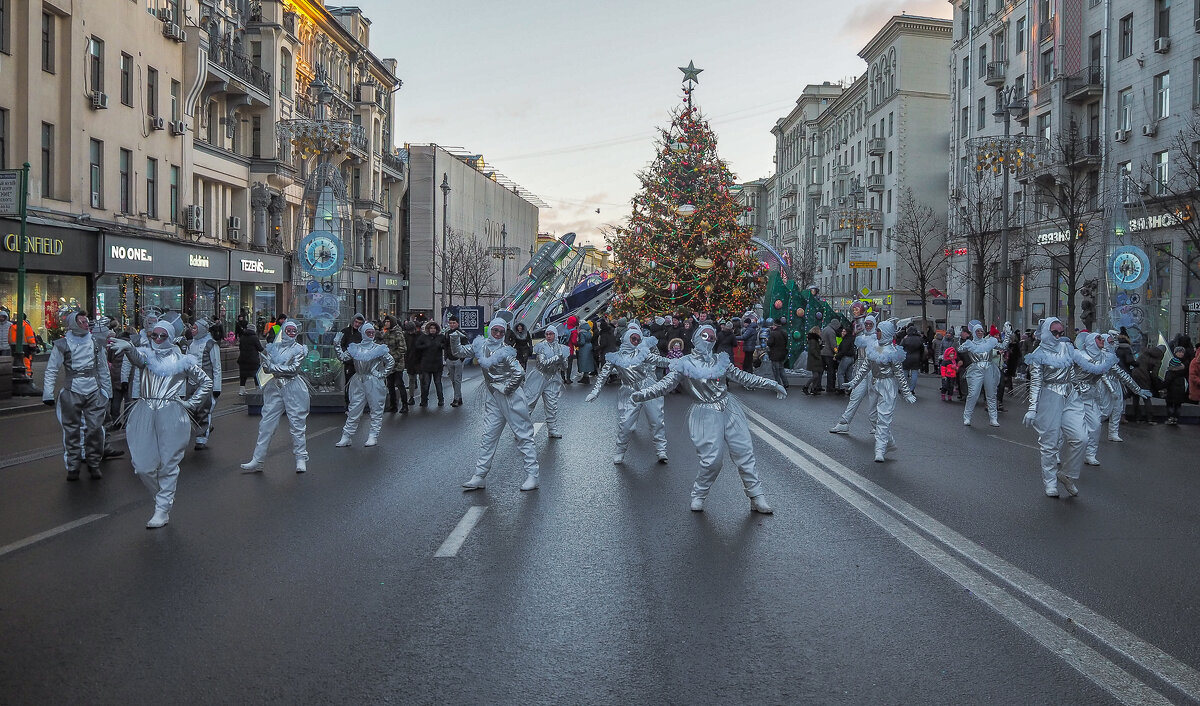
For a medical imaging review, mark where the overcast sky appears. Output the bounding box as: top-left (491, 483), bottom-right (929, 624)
top-left (350, 0), bottom-right (951, 246)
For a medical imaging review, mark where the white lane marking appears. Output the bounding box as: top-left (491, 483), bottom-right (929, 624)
top-left (988, 434), bottom-right (1040, 450)
top-left (434, 506), bottom-right (487, 558)
top-left (743, 406), bottom-right (1200, 704)
top-left (0, 514), bottom-right (108, 558)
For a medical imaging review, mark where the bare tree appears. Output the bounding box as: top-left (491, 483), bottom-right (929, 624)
top-left (1028, 123), bottom-right (1109, 332)
top-left (893, 188), bottom-right (950, 327)
top-left (1134, 113), bottom-right (1200, 294)
top-left (949, 167), bottom-right (1006, 322)
top-left (459, 234), bottom-right (496, 306)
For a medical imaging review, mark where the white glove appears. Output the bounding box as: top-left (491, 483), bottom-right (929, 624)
top-left (1140, 388), bottom-right (1152, 399)
top-left (585, 391), bottom-right (598, 403)
top-left (775, 384), bottom-right (787, 400)
top-left (106, 338), bottom-right (133, 353)
top-left (1023, 410), bottom-right (1037, 427)
top-left (630, 392), bottom-right (647, 404)
top-left (904, 393), bottom-right (916, 404)
top-left (840, 382), bottom-right (854, 390)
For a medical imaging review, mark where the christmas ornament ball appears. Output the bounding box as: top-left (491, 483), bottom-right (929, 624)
top-left (796, 307), bottom-right (805, 317)
top-left (774, 300), bottom-right (783, 309)
top-left (793, 331), bottom-right (803, 340)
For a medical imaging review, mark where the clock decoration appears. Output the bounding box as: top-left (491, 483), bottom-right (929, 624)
top-left (1110, 245), bottom-right (1149, 291)
top-left (299, 229), bottom-right (345, 278)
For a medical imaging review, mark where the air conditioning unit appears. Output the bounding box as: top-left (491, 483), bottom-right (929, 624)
top-left (227, 228), bottom-right (241, 243)
top-left (1113, 129), bottom-right (1128, 143)
top-left (184, 205), bottom-right (204, 233)
top-left (1153, 37), bottom-right (1171, 53)
top-left (157, 8), bottom-right (172, 22)
top-left (90, 91), bottom-right (109, 110)
top-left (149, 116), bottom-right (166, 131)
top-left (168, 120), bottom-right (186, 136)
top-left (227, 216), bottom-right (242, 230)
top-left (162, 23), bottom-right (186, 42)
top-left (1142, 123), bottom-right (1157, 137)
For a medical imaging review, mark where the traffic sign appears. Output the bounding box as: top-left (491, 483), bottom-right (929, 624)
top-left (0, 170), bottom-right (20, 216)
top-left (932, 297), bottom-right (947, 306)
top-left (907, 299), bottom-right (924, 306)
top-left (860, 287), bottom-right (871, 297)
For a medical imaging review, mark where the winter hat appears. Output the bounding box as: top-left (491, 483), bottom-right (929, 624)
top-left (66, 309), bottom-right (90, 336)
top-left (487, 316), bottom-right (507, 338)
top-left (280, 319), bottom-right (300, 343)
top-left (654, 316), bottom-right (665, 326)
top-left (877, 319), bottom-right (897, 342)
top-left (360, 322), bottom-right (376, 338)
top-left (692, 324), bottom-right (716, 355)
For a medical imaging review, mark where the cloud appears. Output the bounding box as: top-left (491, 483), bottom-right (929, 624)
top-left (840, 1), bottom-right (953, 46)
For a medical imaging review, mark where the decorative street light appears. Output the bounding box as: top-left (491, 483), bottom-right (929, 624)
top-left (966, 85), bottom-right (1045, 326)
top-left (439, 173), bottom-right (450, 318)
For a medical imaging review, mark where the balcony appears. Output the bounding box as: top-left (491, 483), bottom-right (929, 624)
top-left (1064, 66), bottom-right (1103, 103)
top-left (1038, 15), bottom-right (1056, 43)
top-left (781, 182), bottom-right (799, 197)
top-left (209, 41), bottom-right (272, 97)
top-left (380, 150), bottom-right (405, 179)
top-left (354, 194), bottom-right (386, 216)
top-left (833, 165), bottom-right (852, 178)
top-left (985, 61), bottom-right (1007, 87)
top-left (866, 173), bottom-right (885, 192)
top-left (1067, 136), bottom-right (1102, 168)
top-left (782, 204), bottom-right (799, 219)
top-left (816, 205), bottom-right (830, 220)
top-left (867, 137), bottom-right (886, 156)
top-left (806, 182), bottom-right (823, 196)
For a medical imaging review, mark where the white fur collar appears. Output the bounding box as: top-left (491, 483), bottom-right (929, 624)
top-left (347, 341), bottom-right (390, 362)
top-left (867, 344), bottom-right (905, 365)
top-left (669, 352), bottom-right (731, 380)
top-left (472, 336), bottom-right (516, 369)
top-left (1073, 348), bottom-right (1117, 374)
top-left (1024, 341), bottom-right (1074, 369)
top-left (855, 334), bottom-right (875, 349)
top-left (963, 336), bottom-right (999, 354)
top-left (607, 345), bottom-right (649, 369)
top-left (141, 349), bottom-right (199, 377)
top-left (534, 341), bottom-right (566, 357)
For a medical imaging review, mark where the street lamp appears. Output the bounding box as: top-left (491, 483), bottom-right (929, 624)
top-left (967, 86), bottom-right (1043, 326)
top-left (489, 223), bottom-right (520, 307)
top-left (439, 173), bottom-right (450, 318)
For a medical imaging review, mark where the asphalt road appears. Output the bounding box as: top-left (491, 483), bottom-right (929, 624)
top-left (1, 370), bottom-right (1198, 705)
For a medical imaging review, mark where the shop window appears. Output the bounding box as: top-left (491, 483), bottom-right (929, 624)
top-left (1, 272), bottom-right (88, 340)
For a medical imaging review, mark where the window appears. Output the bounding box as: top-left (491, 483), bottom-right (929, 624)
top-left (119, 148), bottom-right (132, 214)
top-left (89, 139), bottom-right (104, 208)
top-left (993, 27), bottom-right (1007, 62)
top-left (886, 189), bottom-right (892, 213)
top-left (88, 37), bottom-right (104, 93)
top-left (1040, 47), bottom-right (1055, 84)
top-left (0, 0), bottom-right (9, 54)
top-left (1155, 72), bottom-right (1170, 118)
top-left (280, 50), bottom-right (291, 98)
top-left (147, 67), bottom-right (158, 116)
top-left (978, 97), bottom-right (987, 130)
top-left (1014, 74), bottom-right (1026, 98)
top-left (888, 112), bottom-right (893, 136)
top-left (1037, 111), bottom-right (1052, 141)
top-left (979, 45), bottom-right (988, 77)
top-left (1119, 14), bottom-right (1133, 60)
top-left (1194, 58), bottom-right (1200, 107)
top-left (960, 106), bottom-right (969, 136)
top-left (169, 166), bottom-right (179, 223)
top-left (1118, 88), bottom-right (1133, 129)
top-left (145, 158), bottom-right (158, 219)
top-left (252, 116), bottom-right (262, 158)
top-left (40, 123), bottom-right (53, 197)
top-left (1118, 161), bottom-right (1132, 201)
top-left (120, 53), bottom-right (133, 106)
top-left (170, 80), bottom-right (180, 121)
top-left (1154, 151), bottom-right (1170, 195)
top-left (1156, 0), bottom-right (1171, 38)
top-left (1089, 32), bottom-right (1102, 68)
top-left (960, 5), bottom-right (970, 37)
top-left (1016, 17), bottom-right (1026, 53)
top-left (887, 152), bottom-right (893, 175)
top-left (962, 56), bottom-right (970, 87)
top-left (0, 107), bottom-right (6, 169)
top-left (41, 11), bottom-right (54, 73)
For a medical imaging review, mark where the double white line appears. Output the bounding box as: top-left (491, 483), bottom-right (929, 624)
top-left (743, 407), bottom-right (1200, 706)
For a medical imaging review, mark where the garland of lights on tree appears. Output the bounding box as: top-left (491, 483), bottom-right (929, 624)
top-left (608, 62), bottom-right (766, 318)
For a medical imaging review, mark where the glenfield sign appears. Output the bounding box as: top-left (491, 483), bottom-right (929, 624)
top-left (4, 233), bottom-right (64, 255)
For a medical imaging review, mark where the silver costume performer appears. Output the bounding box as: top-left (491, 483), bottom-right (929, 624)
top-left (1075, 331), bottom-right (1147, 466)
top-left (337, 322), bottom-right (395, 448)
top-left (843, 319), bottom-right (916, 462)
top-left (109, 314), bottom-right (212, 528)
top-left (830, 315), bottom-right (878, 434)
top-left (960, 320), bottom-right (1001, 427)
top-left (43, 311), bottom-right (113, 479)
top-left (1022, 317), bottom-right (1086, 497)
top-left (525, 327), bottom-right (569, 439)
top-left (454, 317), bottom-right (540, 492)
top-left (586, 328), bottom-right (669, 464)
top-left (632, 324), bottom-right (784, 513)
top-left (1096, 330), bottom-right (1135, 444)
top-left (241, 320), bottom-right (311, 473)
top-left (186, 318), bottom-right (223, 449)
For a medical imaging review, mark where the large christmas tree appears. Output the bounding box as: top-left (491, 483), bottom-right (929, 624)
top-left (609, 64), bottom-right (765, 318)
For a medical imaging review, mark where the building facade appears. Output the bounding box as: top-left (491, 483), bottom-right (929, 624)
top-left (0, 0), bottom-right (405, 340)
top-left (948, 0), bottom-right (1200, 341)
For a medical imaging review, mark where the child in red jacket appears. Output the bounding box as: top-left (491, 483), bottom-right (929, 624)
top-left (940, 347), bottom-right (960, 402)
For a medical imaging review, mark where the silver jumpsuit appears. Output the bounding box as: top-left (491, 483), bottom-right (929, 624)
top-left (586, 329), bottom-right (669, 460)
top-left (43, 316), bottom-right (113, 476)
top-left (844, 320), bottom-right (915, 461)
top-left (248, 328), bottom-right (311, 467)
top-left (1023, 318), bottom-right (1086, 494)
top-left (960, 322), bottom-right (1001, 426)
top-left (632, 325), bottom-right (784, 502)
top-left (338, 326), bottom-right (395, 444)
top-left (121, 340), bottom-right (212, 520)
top-left (1077, 333), bottom-right (1145, 464)
top-left (526, 337), bottom-right (569, 437)
top-left (833, 325), bottom-right (879, 431)
top-left (452, 319), bottom-right (540, 486)
top-left (186, 331), bottom-right (222, 446)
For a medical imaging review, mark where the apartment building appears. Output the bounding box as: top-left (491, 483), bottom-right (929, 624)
top-left (806, 15), bottom-right (952, 318)
top-left (734, 177), bottom-right (773, 245)
top-left (948, 0), bottom-right (1200, 340)
top-left (0, 0), bottom-right (406, 338)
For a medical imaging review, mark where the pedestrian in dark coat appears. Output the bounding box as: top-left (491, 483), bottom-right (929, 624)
top-left (804, 327), bottom-right (824, 395)
top-left (1130, 345), bottom-right (1165, 423)
top-left (576, 322), bottom-right (596, 384)
top-left (415, 322), bottom-right (446, 406)
top-left (237, 327), bottom-right (264, 394)
top-left (403, 321), bottom-right (421, 405)
top-left (900, 325), bottom-right (924, 392)
top-left (1163, 347), bottom-right (1188, 424)
top-left (715, 321), bottom-right (737, 356)
top-left (507, 322), bottom-right (533, 368)
top-left (766, 320), bottom-right (790, 389)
